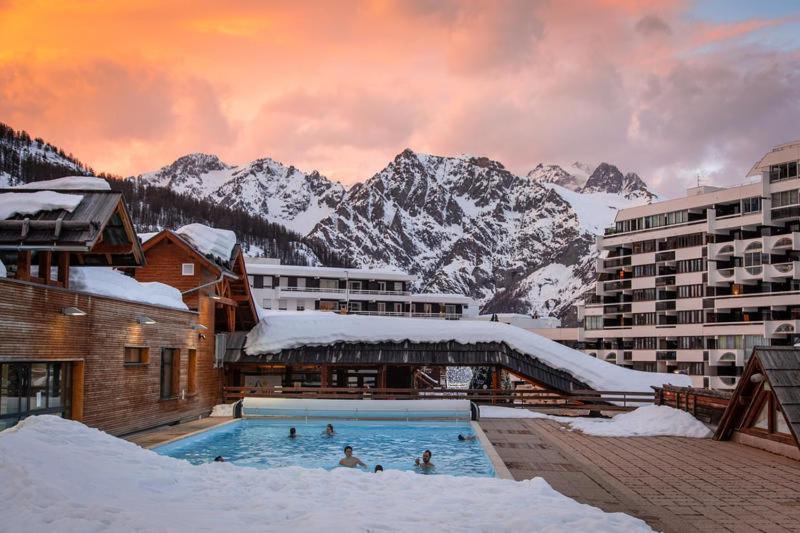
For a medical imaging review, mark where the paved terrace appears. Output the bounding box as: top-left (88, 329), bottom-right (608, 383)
top-left (480, 418), bottom-right (800, 533)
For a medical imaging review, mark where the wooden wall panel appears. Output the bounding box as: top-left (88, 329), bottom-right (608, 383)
top-left (0, 278), bottom-right (222, 436)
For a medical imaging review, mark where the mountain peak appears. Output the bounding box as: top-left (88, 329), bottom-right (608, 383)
top-left (582, 162), bottom-right (656, 200)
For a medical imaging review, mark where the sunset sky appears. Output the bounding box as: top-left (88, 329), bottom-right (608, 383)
top-left (1, 0), bottom-right (799, 195)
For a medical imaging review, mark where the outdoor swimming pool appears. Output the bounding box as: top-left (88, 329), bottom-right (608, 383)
top-left (155, 419), bottom-right (496, 477)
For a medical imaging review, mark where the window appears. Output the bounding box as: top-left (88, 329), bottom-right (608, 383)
top-left (634, 337), bottom-right (657, 349)
top-left (741, 197), bottom-right (762, 214)
top-left (632, 240), bottom-right (656, 254)
top-left (584, 316), bottom-right (604, 330)
top-left (278, 299), bottom-right (287, 311)
top-left (423, 303), bottom-right (433, 314)
top-left (393, 302), bottom-right (403, 313)
top-left (633, 288), bottom-right (656, 301)
top-left (319, 300), bottom-right (337, 311)
top-left (677, 310), bottom-right (704, 324)
top-left (124, 346), bottom-right (150, 365)
top-left (296, 304), bottom-right (305, 311)
top-left (677, 284), bottom-right (704, 299)
top-left (160, 348), bottom-right (180, 400)
top-left (348, 280), bottom-right (362, 291)
top-left (262, 299), bottom-right (272, 309)
top-left (676, 258), bottom-right (706, 273)
top-left (770, 161), bottom-right (799, 182)
top-left (394, 282), bottom-right (403, 292)
top-left (1, 362), bottom-right (71, 430)
top-left (634, 264), bottom-right (656, 277)
top-left (181, 263), bottom-right (194, 276)
top-left (187, 349), bottom-right (197, 395)
top-left (377, 281), bottom-right (387, 292)
top-left (634, 312), bottom-right (656, 326)
top-left (445, 304), bottom-right (456, 315)
top-left (677, 336), bottom-right (703, 349)
top-left (320, 279), bottom-right (338, 290)
top-left (772, 189), bottom-right (798, 208)
top-left (348, 301), bottom-right (362, 312)
top-left (253, 275), bottom-right (264, 289)
top-left (377, 302), bottom-right (386, 313)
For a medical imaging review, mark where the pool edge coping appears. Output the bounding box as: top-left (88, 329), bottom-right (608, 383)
top-left (471, 420), bottom-right (513, 480)
top-left (144, 418), bottom-right (240, 449)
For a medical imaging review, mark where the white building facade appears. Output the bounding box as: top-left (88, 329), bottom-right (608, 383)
top-left (246, 260), bottom-right (477, 319)
top-left (578, 141), bottom-right (800, 389)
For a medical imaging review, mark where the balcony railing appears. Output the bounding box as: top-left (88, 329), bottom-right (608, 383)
top-left (656, 301), bottom-right (676, 311)
top-left (603, 256), bottom-right (631, 269)
top-left (655, 276), bottom-right (675, 287)
top-left (604, 280), bottom-right (631, 291)
top-left (279, 286), bottom-right (412, 297)
top-left (772, 205), bottom-right (800, 220)
top-left (604, 304), bottom-right (632, 314)
top-left (343, 310), bottom-right (462, 320)
top-left (655, 251), bottom-right (675, 262)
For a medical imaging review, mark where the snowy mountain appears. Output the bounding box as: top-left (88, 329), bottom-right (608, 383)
top-left (135, 149), bottom-right (657, 324)
top-left (0, 123), bottom-right (92, 187)
top-left (136, 154), bottom-right (345, 234)
top-left (305, 151), bottom-right (656, 323)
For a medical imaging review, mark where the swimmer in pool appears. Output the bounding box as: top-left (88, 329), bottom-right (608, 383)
top-left (323, 423), bottom-right (335, 436)
top-left (414, 449), bottom-right (434, 469)
top-left (339, 445), bottom-right (366, 468)
top-left (289, 427), bottom-right (297, 438)
top-left (458, 434), bottom-right (477, 441)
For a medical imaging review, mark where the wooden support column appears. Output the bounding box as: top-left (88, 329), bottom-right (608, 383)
top-left (16, 251), bottom-right (31, 281)
top-left (491, 365), bottom-right (501, 405)
top-left (71, 361), bottom-right (85, 422)
top-left (320, 365), bottom-right (329, 388)
top-left (57, 252), bottom-right (70, 288)
top-left (379, 365), bottom-right (387, 389)
top-left (40, 251), bottom-right (52, 285)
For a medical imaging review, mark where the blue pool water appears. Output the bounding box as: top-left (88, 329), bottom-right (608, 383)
top-left (155, 419), bottom-right (495, 478)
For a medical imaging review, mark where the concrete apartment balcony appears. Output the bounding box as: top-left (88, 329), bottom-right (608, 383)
top-left (708, 267), bottom-right (735, 286)
top-left (733, 265), bottom-right (763, 284)
top-left (596, 350), bottom-right (619, 364)
top-left (602, 279), bottom-right (631, 294)
top-left (714, 291), bottom-right (800, 311)
top-left (630, 349), bottom-right (657, 362)
top-left (709, 348), bottom-right (745, 367)
top-left (709, 376), bottom-right (739, 390)
top-left (764, 261), bottom-right (800, 280)
top-left (707, 241), bottom-right (735, 261)
top-left (765, 231), bottom-right (800, 252)
top-left (277, 286), bottom-right (412, 302)
top-left (765, 319), bottom-right (800, 339)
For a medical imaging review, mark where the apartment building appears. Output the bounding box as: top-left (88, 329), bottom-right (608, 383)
top-left (578, 141), bottom-right (800, 389)
top-left (246, 259), bottom-right (477, 319)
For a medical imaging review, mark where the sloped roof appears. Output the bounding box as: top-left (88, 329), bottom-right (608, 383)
top-left (0, 188), bottom-right (144, 266)
top-left (754, 347), bottom-right (800, 443)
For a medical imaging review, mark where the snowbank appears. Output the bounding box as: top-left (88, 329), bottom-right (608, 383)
top-left (210, 403), bottom-right (235, 417)
top-left (70, 267), bottom-right (188, 310)
top-left (480, 405), bottom-right (712, 438)
top-left (0, 416), bottom-right (652, 532)
top-left (176, 223), bottom-right (236, 263)
top-left (0, 191), bottom-right (83, 220)
top-left (12, 176), bottom-right (111, 191)
top-left (564, 405), bottom-right (713, 438)
top-left (0, 258), bottom-right (5, 278)
top-left (245, 312), bottom-right (692, 392)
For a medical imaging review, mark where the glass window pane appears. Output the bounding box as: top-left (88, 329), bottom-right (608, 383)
top-left (49, 363), bottom-right (62, 409)
top-left (29, 363), bottom-right (47, 411)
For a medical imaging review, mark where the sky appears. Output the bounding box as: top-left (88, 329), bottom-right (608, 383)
top-left (1, 0), bottom-right (799, 196)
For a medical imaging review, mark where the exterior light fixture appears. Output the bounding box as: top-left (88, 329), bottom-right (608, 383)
top-left (137, 315), bottom-right (157, 325)
top-left (191, 323), bottom-right (208, 331)
top-left (750, 373), bottom-right (764, 384)
top-left (210, 295), bottom-right (222, 301)
top-left (62, 307), bottom-right (87, 316)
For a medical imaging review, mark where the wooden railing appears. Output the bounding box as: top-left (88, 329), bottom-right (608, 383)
top-left (223, 386), bottom-right (655, 410)
top-left (653, 385), bottom-right (731, 426)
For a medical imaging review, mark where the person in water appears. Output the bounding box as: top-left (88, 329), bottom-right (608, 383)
top-left (289, 427), bottom-right (297, 438)
top-left (214, 456), bottom-right (225, 462)
top-left (415, 449), bottom-right (434, 469)
top-left (339, 445), bottom-right (366, 468)
top-left (374, 464), bottom-right (384, 472)
top-left (323, 423), bottom-right (335, 436)
top-left (458, 434), bottom-right (477, 441)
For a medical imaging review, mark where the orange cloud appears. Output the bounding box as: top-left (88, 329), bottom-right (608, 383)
top-left (0, 0), bottom-right (798, 199)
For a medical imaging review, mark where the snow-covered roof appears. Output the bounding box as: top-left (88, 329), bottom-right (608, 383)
top-left (69, 267), bottom-right (188, 310)
top-left (12, 176), bottom-right (111, 191)
top-left (245, 262), bottom-right (414, 282)
top-left (138, 232), bottom-right (158, 243)
top-left (175, 224), bottom-right (237, 264)
top-left (244, 312), bottom-right (692, 392)
top-left (0, 191), bottom-right (83, 220)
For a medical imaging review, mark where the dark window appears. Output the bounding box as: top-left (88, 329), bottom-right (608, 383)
top-left (160, 348), bottom-right (180, 399)
top-left (1, 362), bottom-right (71, 430)
top-left (124, 346), bottom-right (149, 365)
top-left (187, 349), bottom-right (197, 395)
top-left (253, 275), bottom-right (264, 289)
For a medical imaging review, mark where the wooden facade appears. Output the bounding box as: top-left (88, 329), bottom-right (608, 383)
top-left (0, 277), bottom-right (220, 435)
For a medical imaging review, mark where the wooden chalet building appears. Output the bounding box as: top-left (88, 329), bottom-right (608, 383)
top-left (0, 180), bottom-right (222, 435)
top-left (715, 346), bottom-right (800, 460)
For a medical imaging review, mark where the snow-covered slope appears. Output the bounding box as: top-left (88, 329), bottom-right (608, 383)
top-left (136, 154), bottom-right (346, 234)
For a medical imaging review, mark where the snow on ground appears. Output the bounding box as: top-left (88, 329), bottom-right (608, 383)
top-left (175, 223), bottom-right (236, 263)
top-left (70, 267), bottom-right (188, 310)
top-left (210, 403), bottom-right (235, 417)
top-left (12, 176), bottom-right (111, 191)
top-left (0, 191), bottom-right (83, 220)
top-left (246, 312), bottom-right (692, 393)
top-left (0, 416), bottom-right (653, 532)
top-left (480, 405), bottom-right (712, 438)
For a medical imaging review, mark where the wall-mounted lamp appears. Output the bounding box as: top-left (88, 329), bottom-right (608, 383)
top-left (191, 324), bottom-right (208, 331)
top-left (750, 373), bottom-right (764, 384)
top-left (62, 307), bottom-right (87, 316)
top-left (198, 333), bottom-right (207, 341)
top-left (210, 295), bottom-right (222, 301)
top-left (137, 315), bottom-right (157, 325)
